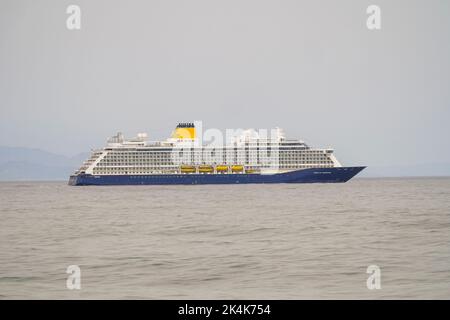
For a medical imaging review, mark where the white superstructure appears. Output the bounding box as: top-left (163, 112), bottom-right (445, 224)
top-left (74, 123), bottom-right (341, 176)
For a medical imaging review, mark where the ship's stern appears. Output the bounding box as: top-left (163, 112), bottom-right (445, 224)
top-left (68, 174), bottom-right (80, 186)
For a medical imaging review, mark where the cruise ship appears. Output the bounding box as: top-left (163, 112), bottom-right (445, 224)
top-left (69, 123), bottom-right (365, 185)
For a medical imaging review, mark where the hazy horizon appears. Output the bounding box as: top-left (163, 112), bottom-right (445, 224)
top-left (1, 2), bottom-right (450, 301)
top-left (1, 0), bottom-right (449, 168)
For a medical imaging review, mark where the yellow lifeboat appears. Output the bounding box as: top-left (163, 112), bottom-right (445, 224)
top-left (231, 165), bottom-right (244, 173)
top-left (216, 165), bottom-right (228, 173)
top-left (198, 165), bottom-right (213, 173)
top-left (180, 165), bottom-right (196, 173)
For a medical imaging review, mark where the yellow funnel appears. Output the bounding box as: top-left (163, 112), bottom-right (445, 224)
top-left (172, 123), bottom-right (196, 139)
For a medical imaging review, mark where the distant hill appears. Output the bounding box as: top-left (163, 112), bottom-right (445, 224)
top-left (0, 147), bottom-right (89, 181)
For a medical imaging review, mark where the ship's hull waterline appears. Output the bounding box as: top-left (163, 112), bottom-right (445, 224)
top-left (69, 166), bottom-right (366, 186)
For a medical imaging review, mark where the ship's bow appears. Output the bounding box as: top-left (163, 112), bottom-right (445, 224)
top-left (284, 166), bottom-right (366, 183)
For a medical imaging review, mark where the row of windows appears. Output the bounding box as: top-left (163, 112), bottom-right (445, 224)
top-left (92, 164), bottom-right (334, 175)
top-left (98, 159), bottom-right (333, 166)
top-left (90, 148), bottom-right (335, 172)
top-left (100, 152), bottom-right (331, 160)
top-left (102, 149), bottom-right (325, 157)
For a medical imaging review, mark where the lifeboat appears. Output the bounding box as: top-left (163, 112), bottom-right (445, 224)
top-left (198, 165), bottom-right (213, 173)
top-left (231, 165), bottom-right (244, 173)
top-left (216, 165), bottom-right (228, 172)
top-left (180, 165), bottom-right (196, 173)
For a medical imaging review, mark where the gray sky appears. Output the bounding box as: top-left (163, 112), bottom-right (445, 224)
top-left (1, 0), bottom-right (449, 167)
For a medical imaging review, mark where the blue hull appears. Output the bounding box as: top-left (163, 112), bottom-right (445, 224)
top-left (68, 167), bottom-right (365, 186)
